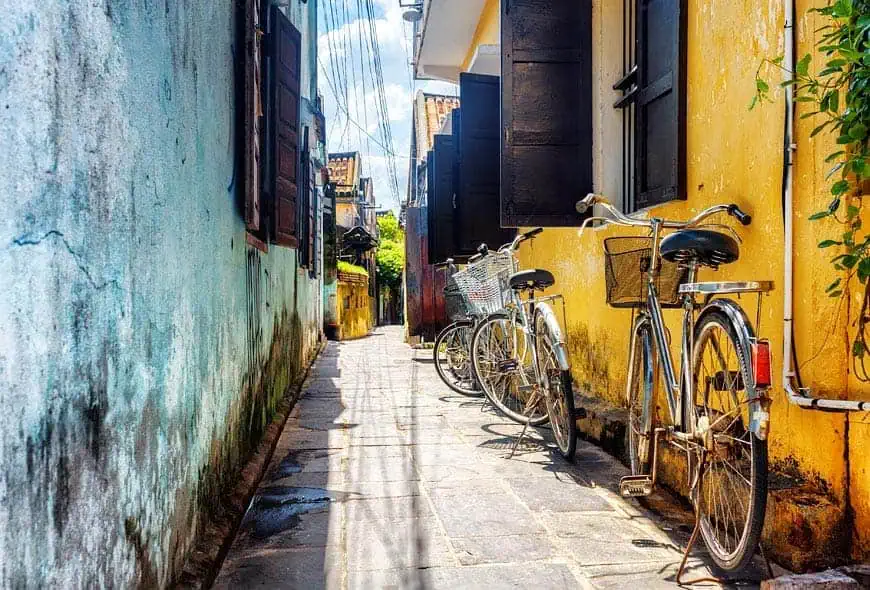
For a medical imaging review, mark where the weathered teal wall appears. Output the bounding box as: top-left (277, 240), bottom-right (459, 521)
top-left (0, 1), bottom-right (322, 586)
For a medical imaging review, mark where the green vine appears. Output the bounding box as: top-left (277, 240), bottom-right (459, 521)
top-left (753, 0), bottom-right (870, 366)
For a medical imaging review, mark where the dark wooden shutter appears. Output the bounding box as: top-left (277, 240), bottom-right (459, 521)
top-left (242, 0), bottom-right (261, 231)
top-left (269, 7), bottom-right (301, 247)
top-left (501, 0), bottom-right (592, 227)
top-left (635, 0), bottom-right (686, 209)
top-left (425, 150), bottom-right (436, 261)
top-left (429, 135), bottom-right (457, 263)
top-left (457, 73), bottom-right (514, 251)
top-left (299, 127), bottom-right (311, 266)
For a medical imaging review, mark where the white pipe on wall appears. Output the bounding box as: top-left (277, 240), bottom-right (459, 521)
top-left (781, 0), bottom-right (870, 412)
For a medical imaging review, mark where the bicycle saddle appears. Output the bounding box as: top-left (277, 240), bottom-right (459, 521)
top-left (509, 269), bottom-right (555, 290)
top-left (660, 229), bottom-right (739, 267)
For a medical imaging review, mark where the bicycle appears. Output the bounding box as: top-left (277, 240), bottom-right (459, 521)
top-left (463, 228), bottom-right (577, 461)
top-left (432, 257), bottom-right (484, 397)
top-left (577, 193), bottom-right (773, 574)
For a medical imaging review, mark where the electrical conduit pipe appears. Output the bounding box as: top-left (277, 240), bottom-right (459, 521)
top-left (781, 0), bottom-right (870, 412)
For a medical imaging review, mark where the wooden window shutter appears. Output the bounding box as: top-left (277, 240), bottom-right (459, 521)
top-left (429, 135), bottom-right (457, 263)
top-left (242, 0), bottom-right (261, 231)
top-left (425, 150), bottom-right (436, 262)
top-left (269, 6), bottom-right (302, 247)
top-left (457, 73), bottom-right (514, 251)
top-left (501, 0), bottom-right (593, 227)
top-left (635, 0), bottom-right (687, 209)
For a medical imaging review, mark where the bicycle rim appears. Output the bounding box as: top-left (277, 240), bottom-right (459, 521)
top-left (471, 314), bottom-right (548, 425)
top-left (434, 322), bottom-right (482, 396)
top-left (690, 310), bottom-right (767, 572)
top-left (538, 337), bottom-right (576, 460)
top-left (627, 318), bottom-right (655, 476)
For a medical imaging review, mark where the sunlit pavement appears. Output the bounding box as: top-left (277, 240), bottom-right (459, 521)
top-left (213, 326), bottom-right (731, 589)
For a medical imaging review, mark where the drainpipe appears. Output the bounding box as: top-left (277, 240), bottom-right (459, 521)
top-left (781, 0), bottom-right (870, 412)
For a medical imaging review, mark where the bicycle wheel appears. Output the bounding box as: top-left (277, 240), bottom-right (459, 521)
top-left (627, 316), bottom-right (656, 476)
top-left (688, 309), bottom-right (768, 572)
top-left (471, 312), bottom-right (548, 426)
top-left (433, 320), bottom-right (483, 396)
top-left (534, 308), bottom-right (576, 460)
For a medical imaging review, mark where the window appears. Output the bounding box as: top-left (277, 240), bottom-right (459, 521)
top-left (455, 74), bottom-right (513, 250)
top-left (239, 2), bottom-right (304, 248)
top-left (298, 126), bottom-right (317, 271)
top-left (500, 0), bottom-right (593, 227)
top-left (614, 0), bottom-right (687, 212)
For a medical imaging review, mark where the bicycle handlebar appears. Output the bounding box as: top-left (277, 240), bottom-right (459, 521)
top-left (497, 227), bottom-right (544, 254)
top-left (576, 194), bottom-right (752, 232)
top-left (433, 258), bottom-right (455, 268)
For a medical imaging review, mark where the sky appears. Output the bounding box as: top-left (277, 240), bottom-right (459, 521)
top-left (318, 0), bottom-right (457, 213)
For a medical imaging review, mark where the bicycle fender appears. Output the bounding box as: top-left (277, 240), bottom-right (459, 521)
top-left (700, 298), bottom-right (769, 441)
top-left (534, 303), bottom-right (571, 372)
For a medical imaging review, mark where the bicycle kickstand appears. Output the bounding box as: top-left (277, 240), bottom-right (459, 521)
top-left (509, 393), bottom-right (539, 459)
top-left (508, 420), bottom-right (530, 459)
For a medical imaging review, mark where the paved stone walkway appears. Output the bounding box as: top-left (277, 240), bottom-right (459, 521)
top-left (214, 326), bottom-right (727, 589)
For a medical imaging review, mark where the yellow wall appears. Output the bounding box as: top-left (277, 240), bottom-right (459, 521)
top-left (460, 0), bottom-right (499, 72)
top-left (459, 0), bottom-right (869, 568)
top-left (337, 277), bottom-right (373, 340)
top-left (336, 200), bottom-right (356, 229)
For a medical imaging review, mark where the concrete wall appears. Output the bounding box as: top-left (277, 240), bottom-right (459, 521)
top-left (0, 1), bottom-right (322, 586)
top-left (458, 0), bottom-right (870, 571)
top-left (337, 275), bottom-right (373, 340)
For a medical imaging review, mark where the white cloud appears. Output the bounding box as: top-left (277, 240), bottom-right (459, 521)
top-left (318, 0), bottom-right (457, 212)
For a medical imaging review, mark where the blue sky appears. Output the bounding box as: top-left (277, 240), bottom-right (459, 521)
top-left (318, 0), bottom-right (457, 212)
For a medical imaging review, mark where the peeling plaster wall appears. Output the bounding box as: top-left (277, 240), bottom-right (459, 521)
top-left (0, 1), bottom-right (322, 587)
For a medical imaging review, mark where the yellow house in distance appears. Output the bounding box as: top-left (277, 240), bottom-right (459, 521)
top-left (414, 0), bottom-right (870, 571)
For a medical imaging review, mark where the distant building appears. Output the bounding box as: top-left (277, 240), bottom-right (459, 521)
top-left (403, 92), bottom-right (460, 341)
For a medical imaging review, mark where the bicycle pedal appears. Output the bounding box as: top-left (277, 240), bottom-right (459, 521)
top-left (619, 475), bottom-right (653, 498)
top-left (517, 384), bottom-right (535, 393)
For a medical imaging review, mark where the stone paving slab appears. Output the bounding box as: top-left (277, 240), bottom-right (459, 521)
top-left (214, 326), bottom-right (743, 589)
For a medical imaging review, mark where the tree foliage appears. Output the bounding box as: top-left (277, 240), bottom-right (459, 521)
top-left (376, 212), bottom-right (405, 288)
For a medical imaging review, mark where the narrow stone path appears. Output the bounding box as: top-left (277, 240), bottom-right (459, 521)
top-left (214, 326), bottom-right (728, 589)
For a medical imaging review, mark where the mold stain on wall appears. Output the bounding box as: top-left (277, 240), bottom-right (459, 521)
top-left (0, 1), bottom-right (322, 587)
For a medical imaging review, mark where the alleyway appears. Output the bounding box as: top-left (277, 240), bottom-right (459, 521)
top-left (214, 326), bottom-right (728, 589)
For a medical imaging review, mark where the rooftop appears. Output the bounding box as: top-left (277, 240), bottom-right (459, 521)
top-left (415, 92), bottom-right (460, 159)
top-left (327, 152), bottom-right (360, 190)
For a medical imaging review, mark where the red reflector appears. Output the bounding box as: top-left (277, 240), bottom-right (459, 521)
top-left (752, 340), bottom-right (772, 389)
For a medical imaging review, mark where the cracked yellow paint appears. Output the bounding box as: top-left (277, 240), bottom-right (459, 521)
top-left (455, 0), bottom-right (869, 568)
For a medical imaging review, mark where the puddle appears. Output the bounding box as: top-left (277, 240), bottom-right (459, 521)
top-left (243, 486), bottom-right (334, 539)
top-left (270, 455), bottom-right (303, 480)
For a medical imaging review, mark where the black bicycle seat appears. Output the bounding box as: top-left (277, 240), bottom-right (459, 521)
top-left (509, 269), bottom-right (555, 291)
top-left (660, 230), bottom-right (739, 267)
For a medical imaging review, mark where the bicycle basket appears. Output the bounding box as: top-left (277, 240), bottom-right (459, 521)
top-left (603, 237), bottom-right (687, 308)
top-left (443, 284), bottom-right (471, 322)
top-left (451, 252), bottom-right (514, 316)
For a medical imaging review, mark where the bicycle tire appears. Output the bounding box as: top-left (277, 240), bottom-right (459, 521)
top-left (471, 312), bottom-right (548, 426)
top-left (687, 309), bottom-right (768, 573)
top-left (535, 308), bottom-right (576, 460)
top-left (433, 320), bottom-right (483, 397)
top-left (627, 316), bottom-right (656, 476)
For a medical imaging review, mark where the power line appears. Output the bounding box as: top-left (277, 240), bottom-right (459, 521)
top-left (318, 56), bottom-right (410, 160)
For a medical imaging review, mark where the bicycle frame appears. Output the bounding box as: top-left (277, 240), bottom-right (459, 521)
top-left (625, 218), bottom-right (770, 443)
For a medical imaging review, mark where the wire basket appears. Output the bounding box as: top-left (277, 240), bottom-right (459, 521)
top-left (604, 237), bottom-right (688, 308)
top-left (444, 283), bottom-right (471, 322)
top-left (451, 252), bottom-right (515, 316)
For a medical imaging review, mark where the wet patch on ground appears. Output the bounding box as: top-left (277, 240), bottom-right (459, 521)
top-left (241, 486), bottom-right (335, 539)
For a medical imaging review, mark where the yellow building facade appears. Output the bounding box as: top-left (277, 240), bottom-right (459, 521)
top-left (418, 0), bottom-right (870, 570)
top-left (336, 267), bottom-right (373, 340)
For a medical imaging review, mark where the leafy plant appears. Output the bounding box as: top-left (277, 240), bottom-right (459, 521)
top-left (376, 212), bottom-right (405, 288)
top-left (338, 260), bottom-right (368, 276)
top-left (753, 0), bottom-right (870, 367)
